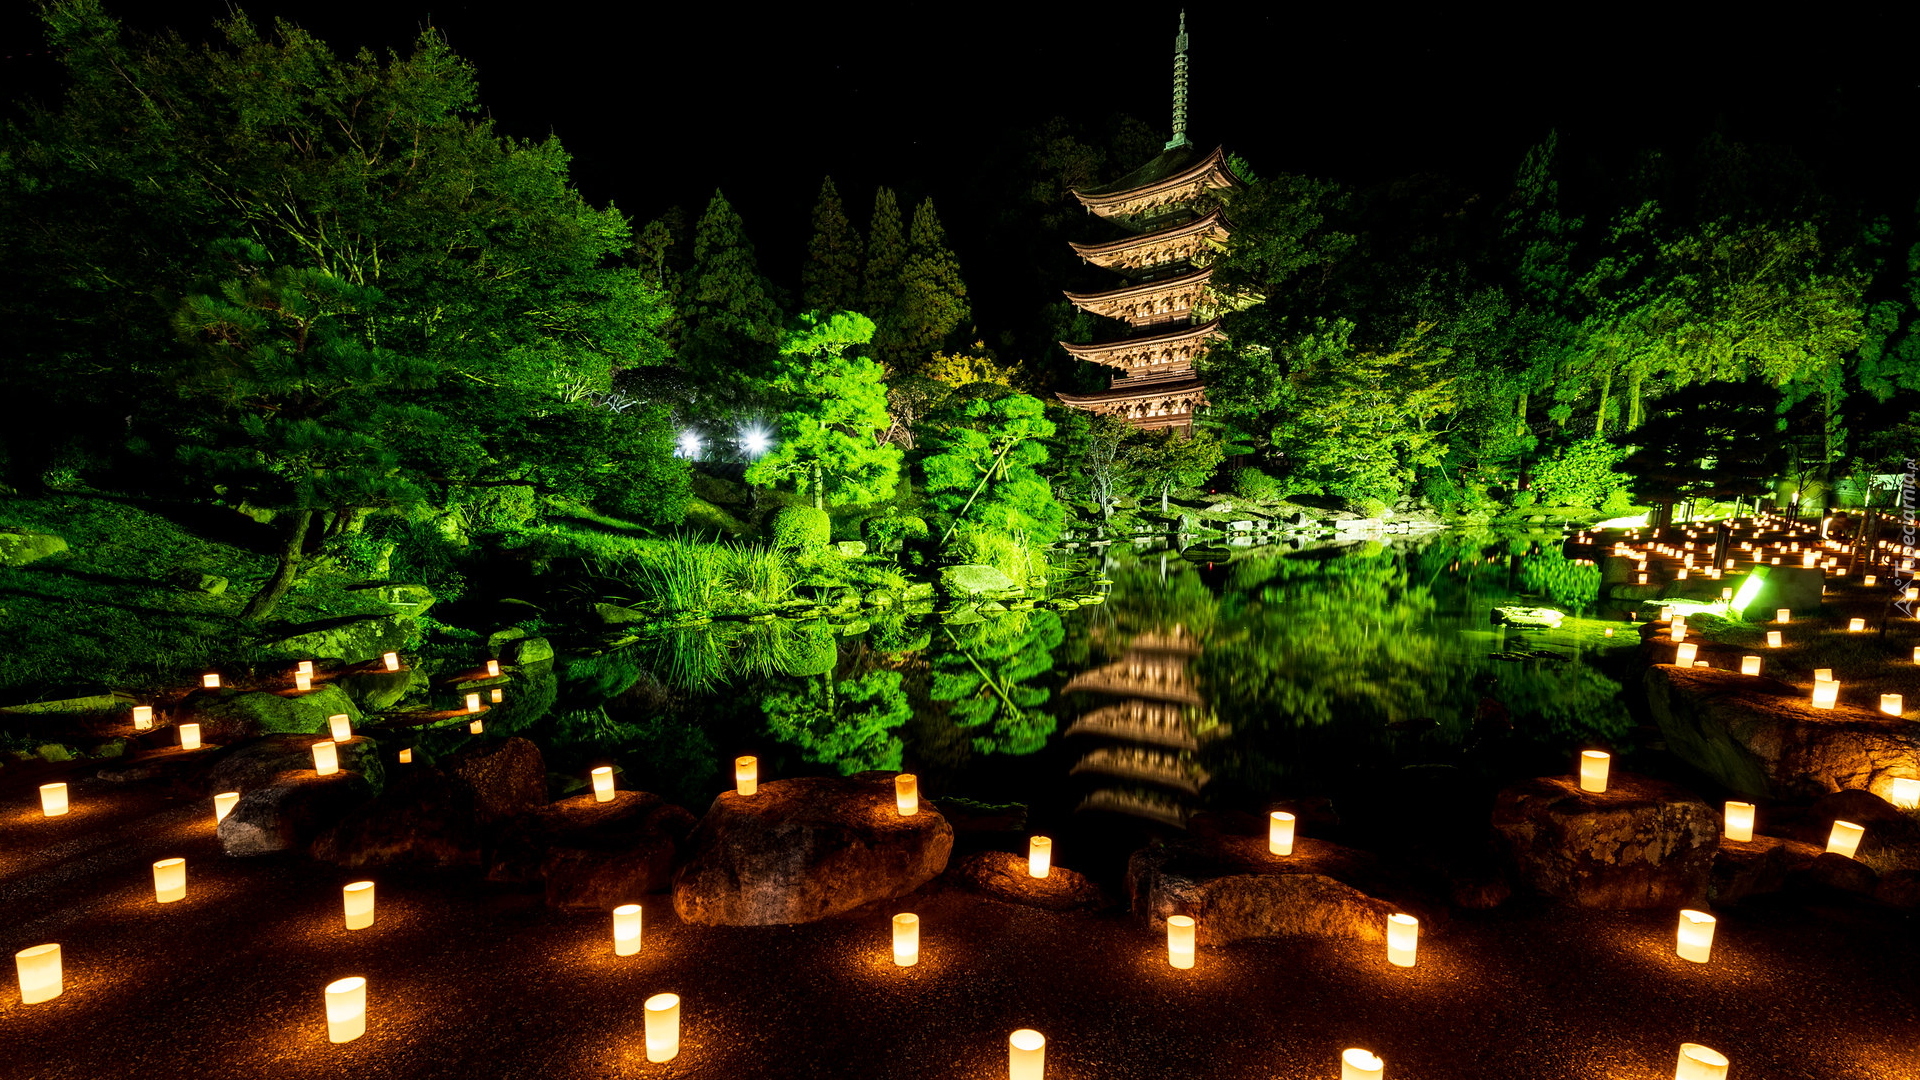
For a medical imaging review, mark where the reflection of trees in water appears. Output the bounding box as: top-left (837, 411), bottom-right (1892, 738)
top-left (926, 609), bottom-right (1067, 758)
top-left (762, 670), bottom-right (913, 774)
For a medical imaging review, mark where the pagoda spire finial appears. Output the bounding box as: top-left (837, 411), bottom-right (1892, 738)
top-left (1165, 9), bottom-right (1192, 151)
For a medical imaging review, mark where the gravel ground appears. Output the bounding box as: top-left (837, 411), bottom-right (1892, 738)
top-left (4, 775), bottom-right (1918, 1080)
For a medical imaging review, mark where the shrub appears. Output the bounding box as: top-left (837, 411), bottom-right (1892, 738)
top-left (862, 513), bottom-right (930, 548)
top-left (1345, 496), bottom-right (1388, 518)
top-left (1512, 490), bottom-right (1538, 509)
top-left (771, 506), bottom-right (830, 551)
top-left (1530, 437), bottom-right (1629, 507)
top-left (1230, 467), bottom-right (1283, 503)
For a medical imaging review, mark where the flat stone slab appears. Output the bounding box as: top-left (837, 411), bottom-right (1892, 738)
top-left (217, 769), bottom-right (371, 856)
top-left (488, 790), bottom-right (697, 909)
top-left (203, 733), bottom-right (383, 797)
top-left (1492, 772), bottom-right (1718, 909)
top-left (673, 776), bottom-right (953, 926)
top-left (1646, 665), bottom-right (1920, 799)
top-left (1125, 834), bottom-right (1400, 945)
top-left (947, 850), bottom-right (1108, 911)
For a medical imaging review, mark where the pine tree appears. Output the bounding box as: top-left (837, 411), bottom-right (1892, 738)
top-left (886, 198), bottom-right (971, 368)
top-left (681, 189), bottom-right (781, 408)
top-left (802, 177), bottom-right (860, 314)
top-left (743, 311), bottom-right (902, 511)
top-left (860, 187), bottom-right (907, 331)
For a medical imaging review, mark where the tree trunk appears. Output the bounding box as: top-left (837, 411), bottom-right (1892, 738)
top-left (1515, 392), bottom-right (1529, 438)
top-left (1626, 371), bottom-right (1644, 431)
top-left (1594, 369), bottom-right (1612, 437)
top-left (810, 463), bottom-right (824, 512)
top-left (242, 507), bottom-right (315, 622)
top-left (1161, 484), bottom-right (1170, 514)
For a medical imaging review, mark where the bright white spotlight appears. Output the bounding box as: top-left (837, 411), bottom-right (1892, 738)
top-left (741, 427), bottom-right (771, 456)
top-left (676, 431), bottom-right (701, 459)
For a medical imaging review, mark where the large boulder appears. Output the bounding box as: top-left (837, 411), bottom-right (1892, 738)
top-left (672, 775), bottom-right (953, 925)
top-left (487, 791), bottom-right (698, 908)
top-left (203, 733), bottom-right (384, 797)
top-left (0, 528), bottom-right (67, 566)
top-left (311, 764), bottom-right (481, 868)
top-left (444, 737), bottom-right (546, 824)
top-left (499, 635), bottom-right (555, 668)
top-left (939, 564), bottom-right (1018, 599)
top-left (1124, 834), bottom-right (1400, 945)
top-left (1645, 665), bottom-right (1920, 799)
top-left (947, 850), bottom-right (1107, 911)
top-left (217, 768), bottom-right (373, 856)
top-left (333, 668), bottom-right (425, 711)
top-left (269, 612), bottom-right (419, 664)
top-left (1711, 835), bottom-right (1823, 905)
top-left (1492, 605), bottom-right (1565, 630)
top-left (1491, 772), bottom-right (1718, 908)
top-left (183, 684), bottom-right (363, 743)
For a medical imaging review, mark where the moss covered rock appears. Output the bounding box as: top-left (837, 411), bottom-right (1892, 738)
top-left (185, 684), bottom-right (364, 742)
top-left (0, 528), bottom-right (67, 567)
top-left (939, 563), bottom-right (1017, 598)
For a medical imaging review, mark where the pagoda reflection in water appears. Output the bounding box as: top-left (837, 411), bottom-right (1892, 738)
top-left (1062, 624), bottom-right (1223, 827)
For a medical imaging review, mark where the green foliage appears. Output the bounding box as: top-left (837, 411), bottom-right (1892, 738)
top-left (762, 669), bottom-right (912, 774)
top-left (744, 312), bottom-right (902, 510)
top-left (875, 198), bottom-right (970, 369)
top-left (1519, 549), bottom-right (1601, 610)
top-left (802, 176), bottom-right (860, 314)
top-left (771, 507), bottom-right (832, 551)
top-left (919, 393), bottom-right (1064, 544)
top-left (1122, 428), bottom-right (1227, 510)
top-left (1230, 467), bottom-right (1284, 503)
top-left (1528, 437), bottom-right (1628, 507)
top-left (680, 189), bottom-right (781, 409)
top-left (860, 188), bottom-right (907, 337)
top-left (946, 525), bottom-right (1048, 584)
top-left (929, 610), bottom-right (1065, 755)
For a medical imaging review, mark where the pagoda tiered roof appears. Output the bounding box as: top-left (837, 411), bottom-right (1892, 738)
top-left (1060, 320), bottom-right (1223, 375)
top-left (1068, 210), bottom-right (1231, 274)
top-left (1054, 379), bottom-right (1208, 428)
top-left (1071, 145), bottom-right (1244, 229)
top-left (1063, 266), bottom-right (1214, 330)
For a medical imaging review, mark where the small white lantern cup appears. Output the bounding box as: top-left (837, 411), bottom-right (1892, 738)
top-left (1674, 643), bottom-right (1697, 666)
top-left (734, 756), bottom-right (758, 797)
top-left (1578, 750), bottom-right (1611, 793)
top-left (15, 944), bottom-right (62, 1004)
top-left (1166, 915), bottom-right (1196, 969)
top-left (397, 749), bottom-right (413, 765)
top-left (294, 672), bottom-right (313, 692)
top-left (489, 688), bottom-right (504, 704)
top-left (895, 773), bottom-right (919, 816)
top-left (328, 714), bottom-right (352, 742)
top-left (892, 913), bottom-right (919, 967)
top-left (1740, 656), bottom-right (1761, 676)
top-left (1847, 618), bottom-right (1867, 632)
top-left (213, 791), bottom-right (240, 823)
top-left (381, 652), bottom-right (400, 672)
top-left (485, 660), bottom-right (501, 678)
top-left (178, 723), bottom-right (201, 750)
top-left (201, 673), bottom-right (221, 689)
top-left (644, 993), bottom-right (681, 1062)
top-left (1811, 681), bottom-right (1839, 710)
top-left (1826, 820), bottom-right (1865, 859)
top-left (343, 881), bottom-right (375, 930)
top-left (1724, 801), bottom-right (1755, 842)
top-left (312, 741), bottom-right (339, 776)
top-left (297, 660), bottom-right (314, 676)
top-left (1386, 913), bottom-right (1418, 967)
top-left (1675, 1042), bottom-right (1730, 1080)
top-left (1766, 631), bottom-right (1782, 648)
top-left (468, 719), bottom-right (484, 735)
top-left (1675, 909), bottom-right (1716, 963)
top-left (1027, 836), bottom-right (1053, 879)
top-left (613, 904), bottom-right (642, 956)
top-left (1268, 811), bottom-right (1296, 856)
top-left (152, 858), bottom-right (186, 904)
top-left (591, 766), bottom-right (615, 803)
top-left (1881, 694), bottom-right (1904, 717)
top-left (325, 977), bottom-right (366, 1043)
top-left (39, 782), bottom-right (69, 817)
top-left (464, 692), bottom-right (481, 714)
top-left (1888, 778), bottom-right (1920, 810)
top-left (1341, 1048), bottom-right (1386, 1080)
top-left (1008, 1029), bottom-right (1046, 1080)
top-left (1775, 609), bottom-right (1791, 623)
top-left (132, 705), bottom-right (154, 731)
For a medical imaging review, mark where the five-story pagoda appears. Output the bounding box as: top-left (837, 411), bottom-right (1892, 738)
top-left (1055, 11), bottom-right (1244, 433)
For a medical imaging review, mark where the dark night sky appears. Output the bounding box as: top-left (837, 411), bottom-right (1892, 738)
top-left (3, 3), bottom-right (1916, 300)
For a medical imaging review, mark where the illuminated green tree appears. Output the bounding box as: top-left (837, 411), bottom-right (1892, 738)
top-left (744, 312), bottom-right (902, 510)
top-left (929, 610), bottom-right (1066, 756)
top-left (802, 177), bottom-right (860, 315)
top-left (920, 392), bottom-right (1064, 544)
top-left (860, 187), bottom-right (907, 333)
top-left (763, 669), bottom-right (912, 774)
top-left (1121, 427), bottom-right (1226, 513)
top-left (680, 189), bottom-right (781, 408)
top-left (880, 198), bottom-right (970, 368)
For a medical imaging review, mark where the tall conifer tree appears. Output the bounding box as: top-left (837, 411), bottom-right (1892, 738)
top-left (861, 187), bottom-right (907, 326)
top-left (681, 189), bottom-right (781, 406)
top-left (890, 197), bottom-right (971, 367)
top-left (803, 177), bottom-right (861, 314)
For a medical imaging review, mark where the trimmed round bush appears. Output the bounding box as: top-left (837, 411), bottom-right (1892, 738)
top-left (1229, 467), bottom-right (1283, 503)
top-left (771, 506), bottom-right (831, 551)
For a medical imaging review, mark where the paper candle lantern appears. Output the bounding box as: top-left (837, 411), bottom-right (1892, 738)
top-left (1775, 609), bottom-right (1791, 623)
top-left (892, 913), bottom-right (919, 967)
top-left (735, 756), bottom-right (758, 796)
top-left (1009, 1029), bottom-right (1046, 1080)
top-left (1386, 913), bottom-right (1418, 967)
top-left (1269, 811), bottom-right (1296, 856)
top-left (213, 791), bottom-right (239, 823)
top-left (464, 692), bottom-right (481, 713)
top-left (39, 782), bottom-right (68, 817)
top-left (15, 944), bottom-right (62, 1004)
top-left (1826, 820), bottom-right (1865, 859)
top-left (1848, 618), bottom-right (1867, 632)
top-left (1604, 628), bottom-right (1614, 637)
top-left (1675, 1043), bottom-right (1730, 1080)
top-left (895, 773), bottom-right (918, 816)
top-left (485, 660), bottom-right (501, 678)
top-left (1166, 915), bottom-right (1196, 969)
top-left (613, 904), bottom-right (642, 956)
top-left (1883, 694), bottom-right (1905, 717)
top-left (328, 714), bottom-right (352, 742)
top-left (1913, 647), bottom-right (1920, 664)
top-left (1724, 801), bottom-right (1755, 842)
top-left (1740, 655), bottom-right (1761, 676)
top-left (591, 766), bottom-right (614, 803)
top-left (325, 977), bottom-right (366, 1043)
top-left (1675, 909), bottom-right (1716, 963)
top-left (468, 719), bottom-right (484, 735)
top-left (1811, 681), bottom-right (1838, 709)
top-left (297, 660), bottom-right (314, 676)
top-left (1719, 587), bottom-right (1732, 599)
top-left (132, 705), bottom-right (153, 730)
top-left (1766, 631), bottom-right (1782, 648)
top-left (1341, 1048), bottom-right (1385, 1080)
top-left (1888, 778), bottom-right (1920, 810)
top-left (1671, 625), bottom-right (1688, 643)
top-left (1027, 836), bottom-right (1052, 879)
top-left (1637, 573), bottom-right (1649, 584)
top-left (489, 688), bottom-right (503, 704)
top-left (343, 881), bottom-right (375, 930)
top-left (178, 723), bottom-right (200, 750)
top-left (295, 672), bottom-right (313, 692)
top-left (1865, 575), bottom-right (1878, 586)
top-left (1674, 643), bottom-right (1698, 666)
top-left (311, 741), bottom-right (339, 776)
top-left (201, 673), bottom-right (220, 689)
top-left (381, 652), bottom-right (400, 671)
top-left (644, 993), bottom-right (680, 1062)
top-left (152, 858), bottom-right (186, 903)
top-left (1578, 750), bottom-right (1611, 793)
top-left (397, 749), bottom-right (412, 764)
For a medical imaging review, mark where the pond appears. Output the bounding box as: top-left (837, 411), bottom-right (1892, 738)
top-left (527, 531), bottom-right (1643, 882)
